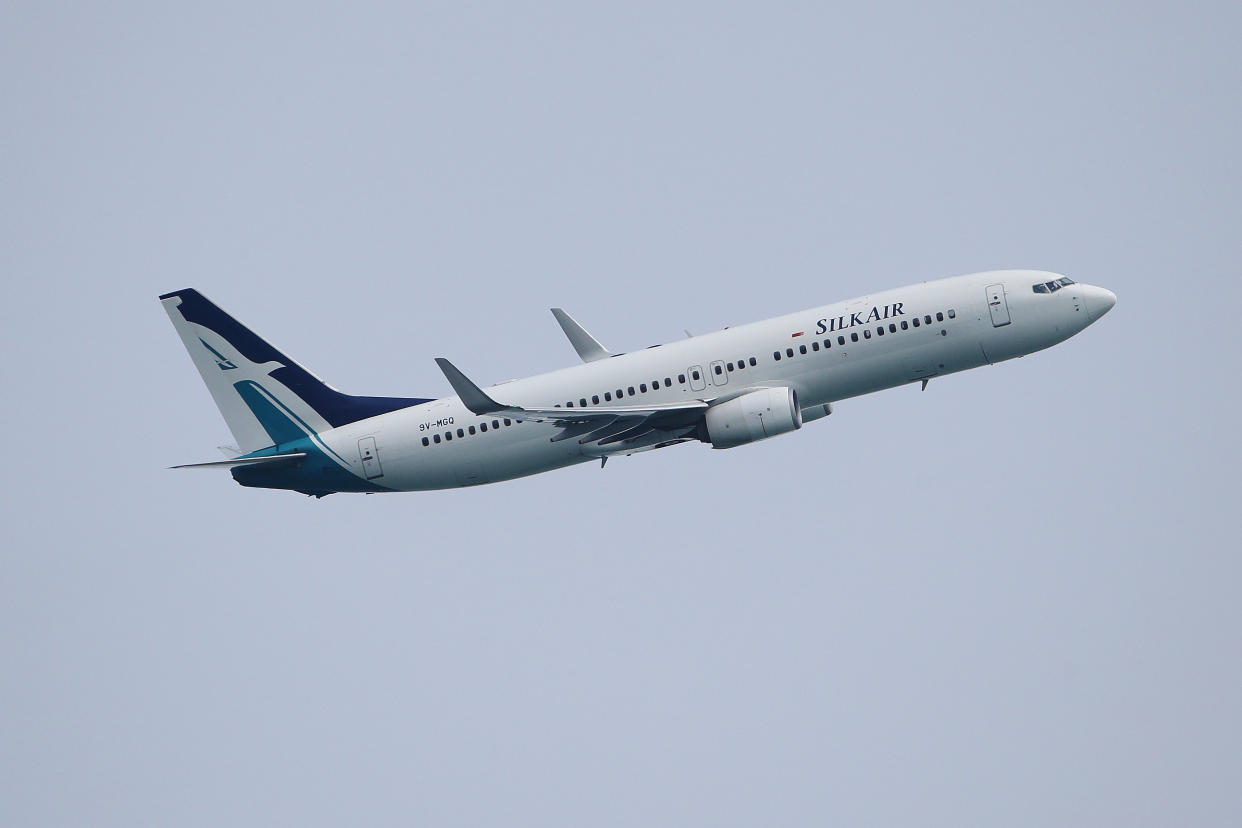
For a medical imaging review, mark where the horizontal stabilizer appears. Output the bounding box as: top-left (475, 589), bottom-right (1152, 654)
top-left (171, 452), bottom-right (306, 470)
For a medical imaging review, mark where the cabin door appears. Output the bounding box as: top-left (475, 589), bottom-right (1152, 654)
top-left (986, 284), bottom-right (1011, 327)
top-left (357, 436), bottom-right (384, 479)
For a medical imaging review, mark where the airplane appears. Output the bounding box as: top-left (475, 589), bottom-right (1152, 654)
top-left (159, 270), bottom-right (1115, 496)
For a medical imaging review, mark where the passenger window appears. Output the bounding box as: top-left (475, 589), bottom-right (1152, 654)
top-left (838, 335), bottom-right (845, 345)
top-left (640, 384), bottom-right (647, 392)
top-left (422, 436), bottom-right (429, 446)
top-left (664, 378), bottom-right (672, 387)
top-left (567, 401), bottom-right (574, 407)
top-left (901, 320), bottom-right (909, 330)
top-left (604, 392), bottom-right (611, 401)
top-left (445, 432), bottom-right (452, 441)
top-left (773, 351), bottom-right (781, 361)
top-left (689, 372), bottom-right (698, 382)
top-left (579, 398), bottom-right (587, 407)
top-left (469, 425), bottom-right (476, 435)
top-left (876, 327), bottom-right (884, 336)
top-left (457, 428), bottom-right (464, 437)
top-left (433, 434), bottom-right (441, 444)
top-left (628, 386), bottom-right (636, 395)
top-left (863, 329), bottom-right (871, 339)
top-left (936, 312), bottom-right (944, 322)
top-left (913, 318), bottom-right (920, 328)
top-left (504, 418), bottom-right (512, 426)
top-left (492, 420), bottom-right (500, 429)
top-left (735, 360), bottom-right (744, 370)
top-left (851, 332), bottom-right (859, 342)
top-left (616, 389), bottom-right (624, 398)
top-left (786, 348), bottom-right (794, 358)
top-left (947, 309), bottom-right (956, 318)
top-left (812, 341), bottom-right (820, 351)
top-left (799, 344), bottom-right (807, 354)
top-left (889, 323), bottom-right (896, 333)
top-left (481, 422), bottom-right (488, 432)
top-left (749, 357), bottom-right (757, 366)
top-left (714, 365), bottom-right (722, 375)
top-left (924, 315), bottom-right (932, 324)
top-left (823, 339), bottom-right (831, 349)
top-left (727, 362), bottom-right (734, 371)
top-left (678, 374), bottom-right (685, 383)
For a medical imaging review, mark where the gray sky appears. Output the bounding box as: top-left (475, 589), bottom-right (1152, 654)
top-left (3, 2), bottom-right (1240, 825)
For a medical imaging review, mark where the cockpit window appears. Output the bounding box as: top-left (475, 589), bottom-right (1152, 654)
top-left (1033, 277), bottom-right (1075, 294)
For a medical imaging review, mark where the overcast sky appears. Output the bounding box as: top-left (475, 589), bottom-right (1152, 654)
top-left (3, 2), bottom-right (1240, 826)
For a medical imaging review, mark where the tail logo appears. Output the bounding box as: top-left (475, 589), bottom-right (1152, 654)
top-left (199, 338), bottom-right (238, 371)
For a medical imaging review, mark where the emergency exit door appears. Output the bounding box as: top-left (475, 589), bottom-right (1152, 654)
top-left (358, 436), bottom-right (383, 479)
top-left (688, 365), bottom-right (707, 392)
top-left (986, 284), bottom-right (1011, 327)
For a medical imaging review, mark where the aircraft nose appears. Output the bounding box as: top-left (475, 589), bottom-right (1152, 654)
top-left (1081, 285), bottom-right (1117, 322)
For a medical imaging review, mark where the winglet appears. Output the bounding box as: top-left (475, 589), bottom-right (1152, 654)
top-left (551, 308), bottom-right (612, 362)
top-left (434, 358), bottom-right (506, 415)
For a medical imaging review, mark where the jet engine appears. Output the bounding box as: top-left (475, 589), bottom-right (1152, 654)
top-left (701, 387), bottom-right (802, 449)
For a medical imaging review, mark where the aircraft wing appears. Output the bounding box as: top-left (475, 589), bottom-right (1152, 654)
top-left (434, 358), bottom-right (706, 447)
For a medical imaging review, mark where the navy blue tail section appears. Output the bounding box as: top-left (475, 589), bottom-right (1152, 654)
top-left (160, 288), bottom-right (431, 427)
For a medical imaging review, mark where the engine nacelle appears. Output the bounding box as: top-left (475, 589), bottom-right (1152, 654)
top-left (702, 387), bottom-right (802, 449)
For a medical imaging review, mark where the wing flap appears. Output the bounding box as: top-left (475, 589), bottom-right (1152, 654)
top-left (516, 400), bottom-right (708, 423)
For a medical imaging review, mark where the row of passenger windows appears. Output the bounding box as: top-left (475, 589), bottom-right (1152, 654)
top-left (424, 308), bottom-right (956, 443)
top-left (772, 309), bottom-right (956, 360)
top-left (421, 417), bottom-right (517, 446)
top-left (715, 356), bottom-right (760, 375)
top-left (1032, 277), bottom-right (1076, 294)
top-left (556, 355), bottom-right (761, 408)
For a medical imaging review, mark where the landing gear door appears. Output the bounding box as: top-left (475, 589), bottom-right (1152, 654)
top-left (986, 284), bottom-right (1011, 327)
top-left (358, 436), bottom-right (383, 479)
top-left (688, 365), bottom-right (707, 392)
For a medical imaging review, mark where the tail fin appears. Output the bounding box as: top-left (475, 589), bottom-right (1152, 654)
top-left (160, 289), bottom-right (430, 452)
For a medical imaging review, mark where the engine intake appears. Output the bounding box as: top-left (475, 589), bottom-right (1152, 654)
top-left (702, 387), bottom-right (802, 449)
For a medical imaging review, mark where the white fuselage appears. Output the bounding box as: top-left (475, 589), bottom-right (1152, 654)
top-left (312, 270), bottom-right (1113, 491)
